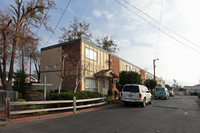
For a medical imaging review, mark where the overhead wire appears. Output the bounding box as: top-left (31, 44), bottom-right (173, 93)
top-left (122, 0), bottom-right (200, 49)
top-left (114, 0), bottom-right (200, 54)
top-left (155, 0), bottom-right (164, 57)
top-left (46, 0), bottom-right (72, 44)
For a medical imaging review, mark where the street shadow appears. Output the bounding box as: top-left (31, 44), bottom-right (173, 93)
top-left (106, 103), bottom-right (148, 110)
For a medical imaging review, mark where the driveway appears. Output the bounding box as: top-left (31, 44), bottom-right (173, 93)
top-left (0, 95), bottom-right (200, 133)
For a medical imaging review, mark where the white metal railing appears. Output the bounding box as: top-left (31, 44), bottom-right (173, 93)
top-left (5, 97), bottom-right (107, 122)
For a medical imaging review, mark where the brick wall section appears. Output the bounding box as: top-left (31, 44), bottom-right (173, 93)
top-left (140, 69), bottom-right (145, 80)
top-left (109, 54), bottom-right (120, 95)
top-left (109, 54), bottom-right (120, 76)
top-left (62, 40), bottom-right (82, 91)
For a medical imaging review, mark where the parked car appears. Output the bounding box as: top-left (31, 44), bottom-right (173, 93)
top-left (169, 90), bottom-right (174, 97)
top-left (121, 84), bottom-right (152, 107)
top-left (190, 92), bottom-right (199, 96)
top-left (155, 87), bottom-right (169, 99)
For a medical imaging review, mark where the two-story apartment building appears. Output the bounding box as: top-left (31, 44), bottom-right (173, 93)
top-left (40, 38), bottom-right (165, 95)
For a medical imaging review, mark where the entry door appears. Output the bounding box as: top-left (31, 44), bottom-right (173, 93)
top-left (102, 78), bottom-right (109, 95)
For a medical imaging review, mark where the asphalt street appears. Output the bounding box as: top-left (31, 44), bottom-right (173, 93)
top-left (0, 95), bottom-right (200, 133)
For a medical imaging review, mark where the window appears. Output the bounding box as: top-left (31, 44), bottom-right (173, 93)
top-left (123, 86), bottom-right (139, 92)
top-left (85, 47), bottom-right (97, 61)
top-left (132, 68), bottom-right (136, 72)
top-left (85, 78), bottom-right (98, 92)
top-left (126, 65), bottom-right (131, 71)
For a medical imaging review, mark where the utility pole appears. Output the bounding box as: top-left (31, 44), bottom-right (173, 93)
top-left (153, 58), bottom-right (159, 81)
top-left (173, 79), bottom-right (176, 90)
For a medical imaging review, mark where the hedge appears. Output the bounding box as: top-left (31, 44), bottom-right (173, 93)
top-left (50, 91), bottom-right (103, 100)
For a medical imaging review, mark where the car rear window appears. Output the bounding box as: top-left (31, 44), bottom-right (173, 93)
top-left (123, 86), bottom-right (139, 92)
top-left (161, 88), bottom-right (164, 91)
top-left (156, 88), bottom-right (164, 91)
top-left (156, 88), bottom-right (160, 91)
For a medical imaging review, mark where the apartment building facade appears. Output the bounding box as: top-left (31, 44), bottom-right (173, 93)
top-left (40, 38), bottom-right (165, 95)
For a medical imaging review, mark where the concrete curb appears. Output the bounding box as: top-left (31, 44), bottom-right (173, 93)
top-left (0, 103), bottom-right (120, 123)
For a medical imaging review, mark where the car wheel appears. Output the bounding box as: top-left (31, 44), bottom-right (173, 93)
top-left (141, 98), bottom-right (146, 107)
top-left (149, 99), bottom-right (152, 104)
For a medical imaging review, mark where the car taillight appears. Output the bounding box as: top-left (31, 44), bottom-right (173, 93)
top-left (139, 93), bottom-right (142, 98)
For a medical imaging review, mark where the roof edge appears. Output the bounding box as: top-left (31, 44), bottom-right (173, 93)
top-left (41, 38), bottom-right (81, 51)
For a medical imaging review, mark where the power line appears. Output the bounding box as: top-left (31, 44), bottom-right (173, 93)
top-left (34, 0), bottom-right (54, 47)
top-left (35, 8), bottom-right (51, 34)
top-left (155, 0), bottom-right (164, 57)
top-left (46, 0), bottom-right (72, 44)
top-left (114, 0), bottom-right (200, 54)
top-left (122, 0), bottom-right (200, 49)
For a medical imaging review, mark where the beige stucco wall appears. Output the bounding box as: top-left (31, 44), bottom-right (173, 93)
top-left (119, 59), bottom-right (140, 74)
top-left (81, 41), bottom-right (109, 91)
top-left (145, 72), bottom-right (154, 79)
top-left (40, 71), bottom-right (61, 92)
top-left (40, 47), bottom-right (62, 91)
top-left (41, 47), bottom-right (62, 71)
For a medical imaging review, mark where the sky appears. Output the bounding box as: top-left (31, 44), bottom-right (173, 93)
top-left (1, 0), bottom-right (200, 86)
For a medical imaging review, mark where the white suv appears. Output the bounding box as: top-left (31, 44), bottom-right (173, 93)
top-left (121, 84), bottom-right (152, 107)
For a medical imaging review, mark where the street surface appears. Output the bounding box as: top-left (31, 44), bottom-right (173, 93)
top-left (0, 95), bottom-right (200, 133)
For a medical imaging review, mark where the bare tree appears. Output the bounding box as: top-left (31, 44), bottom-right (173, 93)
top-left (58, 52), bottom-right (68, 93)
top-left (0, 11), bottom-right (13, 90)
top-left (59, 17), bottom-right (92, 43)
top-left (31, 51), bottom-right (40, 82)
top-left (74, 60), bottom-right (91, 93)
top-left (96, 35), bottom-right (119, 54)
top-left (0, 0), bottom-right (55, 91)
top-left (17, 27), bottom-right (39, 72)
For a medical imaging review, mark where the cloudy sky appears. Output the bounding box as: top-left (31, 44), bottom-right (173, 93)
top-left (1, 0), bottom-right (200, 86)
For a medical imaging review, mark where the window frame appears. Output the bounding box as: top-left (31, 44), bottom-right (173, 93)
top-left (85, 78), bottom-right (98, 92)
top-left (85, 47), bottom-right (98, 61)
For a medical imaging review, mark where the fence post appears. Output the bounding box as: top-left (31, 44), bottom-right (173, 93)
top-left (73, 96), bottom-right (76, 114)
top-left (5, 98), bottom-right (10, 122)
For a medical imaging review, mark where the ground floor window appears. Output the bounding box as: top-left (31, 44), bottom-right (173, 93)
top-left (85, 78), bottom-right (98, 92)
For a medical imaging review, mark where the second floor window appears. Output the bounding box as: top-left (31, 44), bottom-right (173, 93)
top-left (126, 65), bottom-right (131, 71)
top-left (85, 47), bottom-right (97, 61)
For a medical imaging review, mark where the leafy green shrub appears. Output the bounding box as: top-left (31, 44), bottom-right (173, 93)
top-left (107, 96), bottom-right (115, 104)
top-left (61, 88), bottom-right (74, 92)
top-left (144, 79), bottom-right (157, 91)
top-left (118, 71), bottom-right (141, 92)
top-left (50, 91), bottom-right (103, 100)
top-left (24, 105), bottom-right (47, 115)
top-left (13, 70), bottom-right (29, 98)
top-left (26, 105), bottom-right (44, 110)
top-left (18, 99), bottom-right (26, 102)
